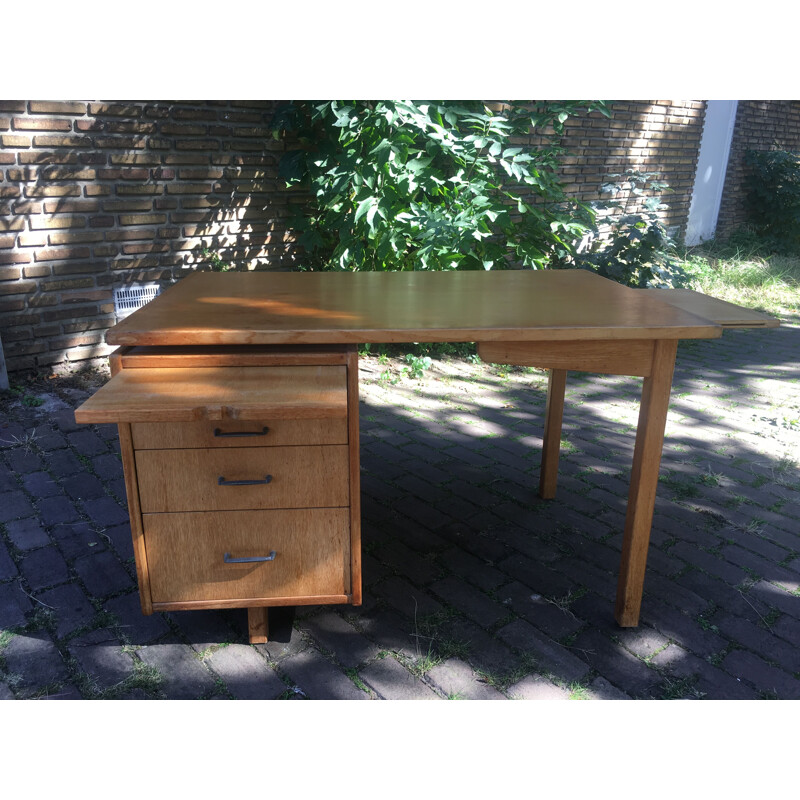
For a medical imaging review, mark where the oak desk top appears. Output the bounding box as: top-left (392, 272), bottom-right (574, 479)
top-left (107, 270), bottom-right (725, 347)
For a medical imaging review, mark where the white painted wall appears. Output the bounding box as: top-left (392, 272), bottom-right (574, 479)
top-left (685, 100), bottom-right (739, 245)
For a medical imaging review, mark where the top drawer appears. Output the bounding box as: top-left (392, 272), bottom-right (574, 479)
top-left (131, 418), bottom-right (348, 449)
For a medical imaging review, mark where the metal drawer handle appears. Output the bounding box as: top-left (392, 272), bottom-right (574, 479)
top-left (217, 475), bottom-right (273, 486)
top-left (223, 551), bottom-right (277, 564)
top-left (214, 427), bottom-right (270, 438)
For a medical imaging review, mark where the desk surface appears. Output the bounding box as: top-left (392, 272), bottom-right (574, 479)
top-left (107, 270), bottom-right (724, 347)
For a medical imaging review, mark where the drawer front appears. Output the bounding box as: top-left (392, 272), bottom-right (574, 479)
top-left (143, 509), bottom-right (350, 604)
top-left (136, 445), bottom-right (349, 513)
top-left (131, 418), bottom-right (348, 450)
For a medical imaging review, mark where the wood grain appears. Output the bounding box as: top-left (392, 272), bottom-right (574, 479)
top-left (478, 339), bottom-right (655, 376)
top-left (615, 339), bottom-right (678, 627)
top-left (247, 607), bottom-right (269, 644)
top-left (120, 344), bottom-right (351, 368)
top-left (640, 288), bottom-right (780, 328)
top-left (144, 509), bottom-right (350, 604)
top-left (539, 369), bottom-right (567, 500)
top-left (105, 270), bottom-right (723, 347)
top-left (74, 365), bottom-right (348, 424)
top-left (117, 423), bottom-right (153, 614)
top-left (346, 347), bottom-right (362, 605)
top-left (131, 418), bottom-right (348, 449)
top-left (135, 445), bottom-right (350, 513)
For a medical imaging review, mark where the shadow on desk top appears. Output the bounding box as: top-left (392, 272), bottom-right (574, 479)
top-left (106, 270), bottom-right (724, 347)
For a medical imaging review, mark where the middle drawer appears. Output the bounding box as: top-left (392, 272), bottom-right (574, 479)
top-left (136, 445), bottom-right (349, 513)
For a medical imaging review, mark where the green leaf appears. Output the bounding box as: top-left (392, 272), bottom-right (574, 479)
top-left (406, 156), bottom-right (433, 175)
top-left (354, 197), bottom-right (375, 223)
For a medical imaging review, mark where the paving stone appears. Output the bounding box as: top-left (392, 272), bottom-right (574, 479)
top-left (722, 649), bottom-right (800, 699)
top-left (167, 608), bottom-right (239, 652)
top-left (359, 654), bottom-right (440, 700)
top-left (2, 632), bottom-right (70, 695)
top-left (67, 429), bottom-right (108, 457)
top-left (499, 580), bottom-right (585, 642)
top-left (52, 409), bottom-right (81, 433)
top-left (280, 647), bottom-right (370, 700)
top-left (137, 642), bottom-right (219, 699)
top-left (711, 610), bottom-right (800, 674)
top-left (0, 491), bottom-right (35, 523)
top-left (346, 605), bottom-right (420, 659)
top-left (426, 657), bottom-right (507, 700)
top-left (61, 473), bottom-right (106, 501)
top-left (37, 496), bottom-right (81, 526)
top-left (0, 465), bottom-right (17, 494)
top-left (34, 429), bottom-right (68, 451)
top-left (41, 685), bottom-right (83, 699)
top-left (5, 518), bottom-right (50, 551)
top-left (80, 496), bottom-right (128, 527)
top-left (252, 626), bottom-right (309, 664)
top-left (438, 546), bottom-right (509, 592)
top-left (586, 676), bottom-right (632, 700)
top-left (497, 619), bottom-right (591, 686)
top-left (429, 575), bottom-right (510, 630)
top-left (445, 616), bottom-right (521, 679)
top-left (103, 522), bottom-right (134, 561)
top-left (38, 583), bottom-right (97, 638)
top-left (69, 628), bottom-right (136, 689)
top-left (507, 675), bottom-right (572, 700)
top-left (372, 575), bottom-right (445, 621)
top-left (640, 598), bottom-right (729, 659)
top-left (614, 625), bottom-right (673, 661)
top-left (772, 614), bottom-right (800, 648)
top-left (21, 472), bottom-right (61, 498)
top-left (749, 580), bottom-right (800, 620)
top-left (206, 644), bottom-right (287, 699)
top-left (4, 448), bottom-right (44, 475)
top-left (650, 645), bottom-right (759, 700)
top-left (73, 551), bottom-right (134, 598)
top-left (53, 521), bottom-right (107, 560)
top-left (105, 592), bottom-right (170, 645)
top-left (91, 453), bottom-right (124, 479)
top-left (46, 450), bottom-right (86, 479)
top-left (0, 581), bottom-right (32, 629)
top-left (18, 546), bottom-right (70, 590)
top-left (299, 610), bottom-right (380, 669)
top-left (0, 539), bottom-right (19, 581)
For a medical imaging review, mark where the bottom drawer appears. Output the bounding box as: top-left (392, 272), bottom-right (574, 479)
top-left (143, 509), bottom-right (350, 605)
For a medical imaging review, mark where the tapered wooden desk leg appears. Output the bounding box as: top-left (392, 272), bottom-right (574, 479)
top-left (248, 607), bottom-right (269, 644)
top-left (539, 369), bottom-right (567, 499)
top-left (615, 340), bottom-right (677, 627)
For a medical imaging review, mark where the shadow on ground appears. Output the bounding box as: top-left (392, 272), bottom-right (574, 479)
top-left (0, 318), bottom-right (798, 699)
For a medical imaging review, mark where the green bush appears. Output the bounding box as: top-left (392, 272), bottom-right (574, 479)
top-left (577, 169), bottom-right (689, 288)
top-left (271, 100), bottom-right (609, 272)
top-left (744, 148), bottom-right (800, 250)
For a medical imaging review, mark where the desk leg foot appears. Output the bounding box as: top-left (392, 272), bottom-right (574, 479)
top-left (539, 369), bottom-right (567, 500)
top-left (615, 340), bottom-right (677, 627)
top-left (248, 607), bottom-right (269, 644)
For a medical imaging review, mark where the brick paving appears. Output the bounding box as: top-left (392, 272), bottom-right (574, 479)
top-left (0, 320), bottom-right (798, 700)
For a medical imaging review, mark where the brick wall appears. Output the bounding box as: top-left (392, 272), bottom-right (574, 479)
top-left (0, 100), bottom-right (300, 374)
top-left (0, 99), bottom-right (708, 375)
top-left (560, 100), bottom-right (707, 237)
top-left (716, 100), bottom-right (800, 238)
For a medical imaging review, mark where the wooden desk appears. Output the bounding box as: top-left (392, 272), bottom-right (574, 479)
top-left (75, 270), bottom-right (777, 639)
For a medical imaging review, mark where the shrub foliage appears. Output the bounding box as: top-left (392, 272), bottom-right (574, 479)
top-left (272, 100), bottom-right (608, 272)
top-left (744, 149), bottom-right (800, 250)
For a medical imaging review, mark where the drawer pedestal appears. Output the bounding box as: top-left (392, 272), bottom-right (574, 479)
top-left (76, 345), bottom-right (361, 643)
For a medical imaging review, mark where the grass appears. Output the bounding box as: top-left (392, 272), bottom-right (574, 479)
top-left (677, 234), bottom-right (800, 318)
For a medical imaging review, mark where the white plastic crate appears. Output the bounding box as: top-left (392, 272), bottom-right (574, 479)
top-left (113, 283), bottom-right (162, 320)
